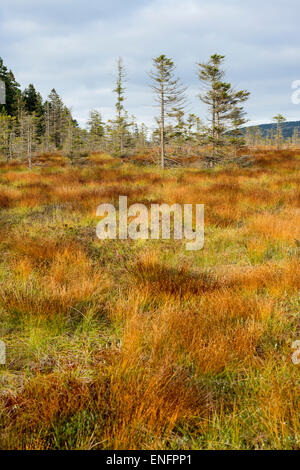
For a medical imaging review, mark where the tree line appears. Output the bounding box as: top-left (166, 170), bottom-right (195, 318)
top-left (0, 55), bottom-right (292, 169)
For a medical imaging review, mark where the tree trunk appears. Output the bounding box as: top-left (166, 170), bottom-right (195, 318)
top-left (160, 71), bottom-right (165, 170)
top-left (9, 133), bottom-right (12, 161)
top-left (120, 131), bottom-right (124, 154)
top-left (28, 123), bottom-right (32, 170)
top-left (46, 102), bottom-right (50, 151)
top-left (210, 103), bottom-right (216, 165)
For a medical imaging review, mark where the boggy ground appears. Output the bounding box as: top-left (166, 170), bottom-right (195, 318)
top-left (0, 150), bottom-right (299, 449)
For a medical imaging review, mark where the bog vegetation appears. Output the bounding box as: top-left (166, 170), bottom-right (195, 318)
top-left (0, 148), bottom-right (299, 449)
top-left (0, 54), bottom-right (299, 450)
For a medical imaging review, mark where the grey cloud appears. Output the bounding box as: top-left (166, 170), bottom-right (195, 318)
top-left (1, 0), bottom-right (300, 127)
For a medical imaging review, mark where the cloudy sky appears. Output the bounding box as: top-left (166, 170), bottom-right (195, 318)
top-left (1, 0), bottom-right (300, 129)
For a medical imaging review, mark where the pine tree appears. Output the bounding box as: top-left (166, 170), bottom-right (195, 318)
top-left (15, 112), bottom-right (38, 168)
top-left (185, 114), bottom-right (196, 140)
top-left (24, 114), bottom-right (36, 169)
top-left (23, 84), bottom-right (43, 114)
top-left (149, 55), bottom-right (186, 169)
top-left (197, 54), bottom-right (225, 163)
top-left (113, 58), bottom-right (132, 155)
top-left (87, 110), bottom-right (105, 151)
top-left (48, 89), bottom-right (64, 148)
top-left (0, 57), bottom-right (21, 116)
top-left (273, 114), bottom-right (286, 150)
top-left (252, 126), bottom-right (263, 148)
top-left (135, 123), bottom-right (148, 151)
top-left (229, 106), bottom-right (248, 157)
top-left (197, 54), bottom-right (249, 164)
top-left (23, 84), bottom-right (44, 139)
top-left (44, 89), bottom-right (73, 150)
top-left (185, 114), bottom-right (203, 155)
top-left (168, 107), bottom-right (187, 151)
top-left (0, 113), bottom-right (10, 161)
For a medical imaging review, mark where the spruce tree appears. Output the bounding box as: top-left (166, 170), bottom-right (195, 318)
top-left (229, 106), bottom-right (248, 157)
top-left (197, 54), bottom-right (249, 165)
top-left (149, 55), bottom-right (186, 169)
top-left (0, 57), bottom-right (21, 116)
top-left (197, 54), bottom-right (225, 163)
top-left (87, 110), bottom-right (105, 151)
top-left (23, 84), bottom-right (43, 115)
top-left (273, 114), bottom-right (286, 150)
top-left (23, 84), bottom-right (44, 139)
top-left (113, 57), bottom-right (132, 155)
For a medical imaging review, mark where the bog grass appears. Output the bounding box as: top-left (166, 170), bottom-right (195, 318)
top-left (0, 150), bottom-right (299, 450)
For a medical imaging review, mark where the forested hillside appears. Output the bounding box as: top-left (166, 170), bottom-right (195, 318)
top-left (244, 121), bottom-right (300, 140)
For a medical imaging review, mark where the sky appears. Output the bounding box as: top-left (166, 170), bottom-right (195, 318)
top-left (1, 0), bottom-right (300, 129)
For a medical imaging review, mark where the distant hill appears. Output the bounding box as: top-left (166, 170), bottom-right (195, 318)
top-left (243, 120), bottom-right (300, 139)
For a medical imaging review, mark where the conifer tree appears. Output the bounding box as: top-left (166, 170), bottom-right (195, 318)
top-left (23, 84), bottom-right (43, 115)
top-left (23, 84), bottom-right (44, 138)
top-left (197, 54), bottom-right (225, 163)
top-left (273, 114), bottom-right (286, 150)
top-left (87, 110), bottom-right (105, 151)
top-left (0, 113), bottom-right (10, 161)
top-left (135, 123), bottom-right (148, 151)
top-left (0, 57), bottom-right (21, 116)
top-left (48, 89), bottom-right (64, 148)
top-left (149, 55), bottom-right (186, 169)
top-left (169, 107), bottom-right (186, 150)
top-left (197, 54), bottom-right (249, 164)
top-left (113, 57), bottom-right (132, 155)
top-left (229, 106), bottom-right (248, 157)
